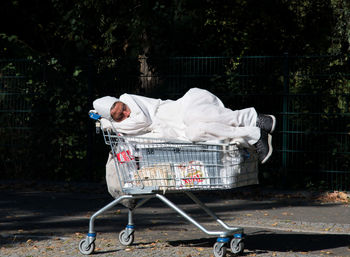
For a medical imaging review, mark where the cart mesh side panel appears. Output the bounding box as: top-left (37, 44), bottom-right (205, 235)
top-left (105, 132), bottom-right (258, 194)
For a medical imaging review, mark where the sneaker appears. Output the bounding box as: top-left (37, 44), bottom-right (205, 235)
top-left (256, 114), bottom-right (276, 133)
top-left (254, 129), bottom-right (273, 164)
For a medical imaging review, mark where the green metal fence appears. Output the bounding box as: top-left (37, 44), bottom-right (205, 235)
top-left (0, 59), bottom-right (33, 177)
top-left (1, 56), bottom-right (349, 190)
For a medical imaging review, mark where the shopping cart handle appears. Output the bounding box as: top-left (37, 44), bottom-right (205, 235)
top-left (89, 111), bottom-right (101, 120)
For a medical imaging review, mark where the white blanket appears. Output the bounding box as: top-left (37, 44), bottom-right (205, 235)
top-left (94, 88), bottom-right (260, 146)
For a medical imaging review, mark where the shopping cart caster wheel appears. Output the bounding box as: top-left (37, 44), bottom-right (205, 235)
top-left (78, 239), bottom-right (95, 255)
top-left (230, 238), bottom-right (244, 255)
top-left (213, 242), bottom-right (227, 257)
top-left (119, 229), bottom-right (134, 246)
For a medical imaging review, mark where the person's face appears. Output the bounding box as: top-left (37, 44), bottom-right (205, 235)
top-left (110, 102), bottom-right (131, 122)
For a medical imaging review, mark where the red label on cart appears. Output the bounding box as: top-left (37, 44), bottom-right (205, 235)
top-left (182, 171), bottom-right (204, 185)
top-left (116, 150), bottom-right (134, 163)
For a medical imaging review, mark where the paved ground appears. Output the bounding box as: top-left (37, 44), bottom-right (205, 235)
top-left (0, 182), bottom-right (350, 257)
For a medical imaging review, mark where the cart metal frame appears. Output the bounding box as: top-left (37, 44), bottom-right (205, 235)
top-left (79, 112), bottom-right (257, 257)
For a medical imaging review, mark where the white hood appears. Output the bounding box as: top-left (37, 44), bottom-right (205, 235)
top-left (93, 96), bottom-right (119, 120)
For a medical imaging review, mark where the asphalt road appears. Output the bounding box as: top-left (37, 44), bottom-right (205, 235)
top-left (1, 183), bottom-right (349, 257)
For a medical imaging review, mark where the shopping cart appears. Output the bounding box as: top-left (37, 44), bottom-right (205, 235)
top-left (78, 111), bottom-right (259, 257)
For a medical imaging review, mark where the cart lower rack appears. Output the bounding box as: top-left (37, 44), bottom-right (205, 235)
top-left (79, 114), bottom-right (259, 257)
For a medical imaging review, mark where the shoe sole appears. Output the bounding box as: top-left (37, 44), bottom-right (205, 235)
top-left (261, 134), bottom-right (273, 164)
top-left (268, 115), bottom-right (276, 133)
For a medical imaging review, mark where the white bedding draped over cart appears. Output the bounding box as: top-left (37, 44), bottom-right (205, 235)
top-left (94, 88), bottom-right (260, 146)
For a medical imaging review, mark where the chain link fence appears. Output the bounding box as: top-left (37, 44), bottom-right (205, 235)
top-left (0, 56), bottom-right (349, 190)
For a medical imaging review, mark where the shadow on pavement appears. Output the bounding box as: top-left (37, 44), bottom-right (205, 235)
top-left (1, 183), bottom-right (349, 251)
top-left (168, 232), bottom-right (350, 253)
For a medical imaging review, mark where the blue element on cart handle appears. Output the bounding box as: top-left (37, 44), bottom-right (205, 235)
top-left (217, 237), bottom-right (230, 243)
top-left (89, 112), bottom-right (101, 120)
top-left (234, 233), bottom-right (242, 238)
top-left (87, 233), bottom-right (96, 237)
top-left (126, 225), bottom-right (135, 229)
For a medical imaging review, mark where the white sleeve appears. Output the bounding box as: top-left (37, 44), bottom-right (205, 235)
top-left (111, 113), bottom-right (152, 134)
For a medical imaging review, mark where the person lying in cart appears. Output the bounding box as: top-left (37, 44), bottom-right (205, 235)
top-left (93, 88), bottom-right (276, 164)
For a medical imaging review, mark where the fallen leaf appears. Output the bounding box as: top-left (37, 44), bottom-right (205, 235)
top-left (338, 191), bottom-right (348, 200)
top-left (75, 232), bottom-right (84, 239)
